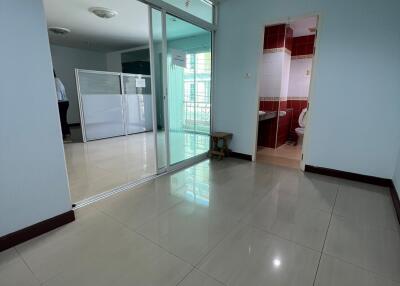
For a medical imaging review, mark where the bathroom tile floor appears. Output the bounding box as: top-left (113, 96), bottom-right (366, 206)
top-left (1, 159), bottom-right (399, 286)
top-left (257, 143), bottom-right (302, 169)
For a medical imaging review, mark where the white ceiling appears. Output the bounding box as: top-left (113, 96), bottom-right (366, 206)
top-left (44, 0), bottom-right (210, 52)
top-left (43, 0), bottom-right (149, 52)
top-left (290, 16), bottom-right (318, 37)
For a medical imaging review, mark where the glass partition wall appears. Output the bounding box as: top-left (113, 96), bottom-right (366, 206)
top-left (150, 8), bottom-right (213, 172)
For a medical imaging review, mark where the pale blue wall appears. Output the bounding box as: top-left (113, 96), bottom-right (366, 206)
top-left (0, 0), bottom-right (72, 236)
top-left (394, 150), bottom-right (400, 195)
top-left (213, 0), bottom-right (400, 178)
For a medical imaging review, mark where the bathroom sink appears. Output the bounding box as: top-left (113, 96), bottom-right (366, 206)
top-left (259, 111), bottom-right (277, 121)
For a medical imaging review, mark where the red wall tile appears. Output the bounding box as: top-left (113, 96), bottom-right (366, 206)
top-left (264, 24), bottom-right (287, 50)
top-left (292, 35), bottom-right (315, 56)
top-left (259, 99), bottom-right (279, 111)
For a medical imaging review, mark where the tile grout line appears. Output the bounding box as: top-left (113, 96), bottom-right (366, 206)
top-left (322, 252), bottom-right (400, 284)
top-left (246, 222), bottom-right (323, 253)
top-left (174, 267), bottom-right (196, 286)
top-left (88, 205), bottom-right (202, 283)
top-left (90, 201), bottom-right (197, 269)
top-left (132, 226), bottom-right (199, 268)
top-left (13, 246), bottom-right (43, 285)
top-left (312, 183), bottom-right (340, 286)
top-left (193, 218), bottom-right (245, 269)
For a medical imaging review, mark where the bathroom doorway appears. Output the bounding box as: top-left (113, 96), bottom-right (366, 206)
top-left (255, 16), bottom-right (318, 169)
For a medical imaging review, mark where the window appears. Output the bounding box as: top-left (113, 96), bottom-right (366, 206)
top-left (182, 51), bottom-right (211, 134)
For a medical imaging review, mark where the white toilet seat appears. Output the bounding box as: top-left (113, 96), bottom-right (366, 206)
top-left (298, 108), bottom-right (307, 128)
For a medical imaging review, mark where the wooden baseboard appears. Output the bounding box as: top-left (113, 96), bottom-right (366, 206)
top-left (230, 152), bottom-right (252, 161)
top-left (305, 164), bottom-right (399, 225)
top-left (390, 182), bottom-right (400, 225)
top-left (0, 210), bottom-right (75, 252)
top-left (304, 165), bottom-right (392, 187)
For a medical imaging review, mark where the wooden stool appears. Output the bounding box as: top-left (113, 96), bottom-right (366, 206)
top-left (209, 132), bottom-right (233, 160)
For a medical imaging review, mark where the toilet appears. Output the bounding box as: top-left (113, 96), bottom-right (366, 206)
top-left (295, 108), bottom-right (307, 146)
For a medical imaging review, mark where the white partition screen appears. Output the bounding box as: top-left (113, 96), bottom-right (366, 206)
top-left (76, 70), bottom-right (153, 142)
top-left (123, 75), bottom-right (153, 135)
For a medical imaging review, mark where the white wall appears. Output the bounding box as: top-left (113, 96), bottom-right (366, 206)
top-left (106, 52), bottom-right (123, 73)
top-left (213, 0), bottom-right (400, 178)
top-left (288, 58), bottom-right (313, 99)
top-left (50, 45), bottom-right (107, 124)
top-left (260, 52), bottom-right (283, 99)
top-left (280, 51), bottom-right (291, 99)
top-left (0, 0), bottom-right (72, 236)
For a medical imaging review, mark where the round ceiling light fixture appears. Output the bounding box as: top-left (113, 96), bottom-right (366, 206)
top-left (48, 27), bottom-right (71, 36)
top-left (89, 7), bottom-right (118, 19)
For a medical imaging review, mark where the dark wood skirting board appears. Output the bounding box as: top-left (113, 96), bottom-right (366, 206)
top-left (304, 165), bottom-right (392, 187)
top-left (390, 182), bottom-right (400, 225)
top-left (0, 210), bottom-right (75, 252)
top-left (230, 152), bottom-right (252, 161)
top-left (305, 164), bottom-right (400, 225)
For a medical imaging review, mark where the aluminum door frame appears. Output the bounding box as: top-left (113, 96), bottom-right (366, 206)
top-left (148, 6), bottom-right (215, 174)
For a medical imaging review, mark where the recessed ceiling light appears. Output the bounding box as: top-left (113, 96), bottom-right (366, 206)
top-left (89, 7), bottom-right (118, 19)
top-left (48, 27), bottom-right (71, 35)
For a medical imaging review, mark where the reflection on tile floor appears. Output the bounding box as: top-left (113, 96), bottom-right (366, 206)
top-left (1, 159), bottom-right (399, 286)
top-left (64, 132), bottom-right (156, 202)
top-left (64, 131), bottom-right (210, 202)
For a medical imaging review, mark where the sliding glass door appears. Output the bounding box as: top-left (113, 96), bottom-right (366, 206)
top-left (149, 8), bottom-right (213, 171)
top-left (166, 14), bottom-right (212, 165)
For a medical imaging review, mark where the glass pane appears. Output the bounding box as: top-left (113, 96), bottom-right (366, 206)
top-left (166, 14), bottom-right (212, 165)
top-left (123, 75), bottom-right (153, 135)
top-left (150, 9), bottom-right (167, 170)
top-left (76, 70), bottom-right (124, 141)
top-left (162, 0), bottom-right (213, 23)
top-left (78, 71), bottom-right (121, 94)
top-left (123, 74), bottom-right (152, 95)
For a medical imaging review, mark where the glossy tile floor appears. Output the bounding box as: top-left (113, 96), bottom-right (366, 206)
top-left (257, 143), bottom-right (302, 169)
top-left (1, 159), bottom-right (399, 286)
top-left (64, 132), bottom-right (156, 202)
top-left (64, 131), bottom-right (210, 203)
